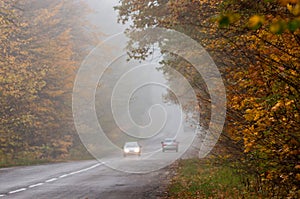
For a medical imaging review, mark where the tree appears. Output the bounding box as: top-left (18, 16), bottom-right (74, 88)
top-left (0, 0), bottom-right (94, 163)
top-left (115, 0), bottom-right (300, 197)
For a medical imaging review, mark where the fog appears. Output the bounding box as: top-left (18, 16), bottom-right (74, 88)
top-left (72, 1), bottom-right (199, 168)
top-left (85, 0), bottom-right (128, 39)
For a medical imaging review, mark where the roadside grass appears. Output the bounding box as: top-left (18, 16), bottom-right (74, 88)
top-left (0, 155), bottom-right (93, 168)
top-left (0, 158), bottom-right (50, 168)
top-left (167, 158), bottom-right (258, 199)
top-left (0, 146), bottom-right (93, 168)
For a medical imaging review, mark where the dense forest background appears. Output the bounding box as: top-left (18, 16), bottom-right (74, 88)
top-left (0, 0), bottom-right (97, 165)
top-left (1, 0), bottom-right (299, 197)
top-left (115, 0), bottom-right (300, 198)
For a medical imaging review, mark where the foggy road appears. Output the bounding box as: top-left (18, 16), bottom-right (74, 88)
top-left (0, 122), bottom-right (197, 199)
top-left (0, 2), bottom-right (201, 198)
top-left (0, 159), bottom-right (170, 199)
top-left (0, 123), bottom-right (196, 199)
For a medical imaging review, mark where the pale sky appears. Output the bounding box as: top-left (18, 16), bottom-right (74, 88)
top-left (85, 0), bottom-right (129, 38)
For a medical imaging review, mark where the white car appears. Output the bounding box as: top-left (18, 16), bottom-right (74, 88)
top-left (123, 142), bottom-right (142, 157)
top-left (161, 138), bottom-right (179, 152)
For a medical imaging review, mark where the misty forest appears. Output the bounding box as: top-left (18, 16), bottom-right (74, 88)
top-left (1, 0), bottom-right (299, 198)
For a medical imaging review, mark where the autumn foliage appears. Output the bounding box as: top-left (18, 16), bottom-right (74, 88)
top-left (0, 0), bottom-right (93, 165)
top-left (115, 0), bottom-right (300, 197)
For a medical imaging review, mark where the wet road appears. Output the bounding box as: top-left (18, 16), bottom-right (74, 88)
top-left (0, 159), bottom-right (170, 199)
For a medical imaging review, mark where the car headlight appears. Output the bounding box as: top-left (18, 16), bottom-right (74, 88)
top-left (134, 148), bottom-right (140, 153)
top-left (124, 148), bottom-right (129, 153)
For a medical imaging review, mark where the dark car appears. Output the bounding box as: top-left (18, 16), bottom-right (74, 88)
top-left (161, 138), bottom-right (179, 152)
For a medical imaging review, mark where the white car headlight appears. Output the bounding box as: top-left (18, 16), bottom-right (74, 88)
top-left (134, 148), bottom-right (140, 153)
top-left (124, 148), bottom-right (130, 153)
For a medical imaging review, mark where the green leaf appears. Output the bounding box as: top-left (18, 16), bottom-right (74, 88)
top-left (218, 15), bottom-right (230, 27)
top-left (270, 20), bottom-right (286, 34)
top-left (287, 19), bottom-right (300, 32)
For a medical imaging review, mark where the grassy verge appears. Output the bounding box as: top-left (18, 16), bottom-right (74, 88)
top-left (0, 146), bottom-right (93, 168)
top-left (166, 158), bottom-right (258, 199)
top-left (0, 156), bottom-right (93, 168)
top-left (0, 158), bottom-right (52, 168)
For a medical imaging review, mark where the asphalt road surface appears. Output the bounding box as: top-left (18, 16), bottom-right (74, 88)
top-left (0, 101), bottom-right (200, 199)
top-left (0, 159), bottom-right (171, 199)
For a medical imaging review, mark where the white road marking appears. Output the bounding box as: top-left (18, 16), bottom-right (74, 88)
top-left (9, 188), bottom-right (26, 194)
top-left (45, 178), bottom-right (57, 183)
top-left (69, 170), bottom-right (81, 175)
top-left (3, 162), bottom-right (104, 196)
top-left (58, 174), bottom-right (69, 178)
top-left (29, 183), bottom-right (44, 188)
top-left (69, 163), bottom-right (102, 175)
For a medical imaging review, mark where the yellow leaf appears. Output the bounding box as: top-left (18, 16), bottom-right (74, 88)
top-left (287, 2), bottom-right (300, 16)
top-left (270, 21), bottom-right (286, 34)
top-left (248, 15), bottom-right (264, 29)
top-left (296, 173), bottom-right (300, 181)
